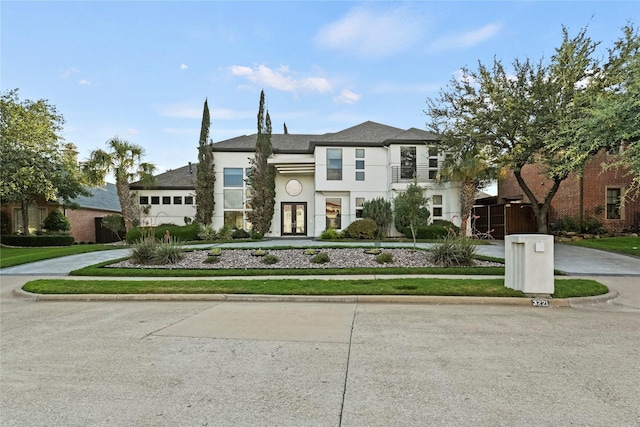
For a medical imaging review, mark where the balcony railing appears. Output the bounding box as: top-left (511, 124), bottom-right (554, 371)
top-left (391, 165), bottom-right (438, 183)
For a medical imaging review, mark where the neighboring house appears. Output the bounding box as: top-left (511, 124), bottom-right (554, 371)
top-left (64, 183), bottom-right (122, 242)
top-left (498, 148), bottom-right (640, 234)
top-left (130, 163), bottom-right (198, 227)
top-left (1, 183), bottom-right (121, 242)
top-left (132, 121), bottom-right (463, 237)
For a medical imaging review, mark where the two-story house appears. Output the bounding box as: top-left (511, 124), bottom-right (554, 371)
top-left (133, 121), bottom-right (462, 237)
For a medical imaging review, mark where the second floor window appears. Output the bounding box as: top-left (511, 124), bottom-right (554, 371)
top-left (327, 148), bottom-right (342, 180)
top-left (224, 168), bottom-right (244, 187)
top-left (400, 146), bottom-right (416, 179)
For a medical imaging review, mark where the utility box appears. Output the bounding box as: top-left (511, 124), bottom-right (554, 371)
top-left (505, 234), bottom-right (554, 295)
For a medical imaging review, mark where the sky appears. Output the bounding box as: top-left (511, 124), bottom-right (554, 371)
top-left (2, 1), bottom-right (637, 183)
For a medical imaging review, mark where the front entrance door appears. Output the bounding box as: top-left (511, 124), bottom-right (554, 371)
top-left (281, 202), bottom-right (307, 236)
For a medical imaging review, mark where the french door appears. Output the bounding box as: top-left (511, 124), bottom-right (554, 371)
top-left (281, 202), bottom-right (307, 236)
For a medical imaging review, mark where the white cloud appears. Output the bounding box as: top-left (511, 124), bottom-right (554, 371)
top-left (430, 23), bottom-right (502, 52)
top-left (334, 89), bottom-right (361, 105)
top-left (127, 128), bottom-right (139, 135)
top-left (78, 79), bottom-right (91, 86)
top-left (180, 63), bottom-right (189, 70)
top-left (60, 67), bottom-right (79, 78)
top-left (229, 64), bottom-right (332, 94)
top-left (315, 6), bottom-right (424, 59)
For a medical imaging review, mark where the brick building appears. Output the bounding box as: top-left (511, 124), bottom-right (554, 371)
top-left (1, 183), bottom-right (121, 242)
top-left (498, 148), bottom-right (640, 233)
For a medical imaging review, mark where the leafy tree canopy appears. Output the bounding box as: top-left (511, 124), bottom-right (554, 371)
top-left (0, 89), bottom-right (88, 234)
top-left (425, 24), bottom-right (637, 232)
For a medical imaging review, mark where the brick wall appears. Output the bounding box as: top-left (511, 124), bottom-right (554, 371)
top-left (498, 149), bottom-right (640, 233)
top-left (65, 208), bottom-right (118, 243)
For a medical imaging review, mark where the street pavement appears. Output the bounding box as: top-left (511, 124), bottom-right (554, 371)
top-left (1, 240), bottom-right (639, 426)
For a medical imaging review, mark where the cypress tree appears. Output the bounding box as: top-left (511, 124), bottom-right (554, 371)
top-left (246, 91), bottom-right (276, 236)
top-left (195, 98), bottom-right (215, 225)
top-left (283, 122), bottom-right (288, 134)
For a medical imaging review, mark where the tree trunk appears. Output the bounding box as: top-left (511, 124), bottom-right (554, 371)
top-left (20, 199), bottom-right (30, 235)
top-left (460, 217), bottom-right (469, 237)
top-left (512, 170), bottom-right (562, 234)
top-left (459, 179), bottom-right (476, 237)
top-left (116, 179), bottom-right (134, 231)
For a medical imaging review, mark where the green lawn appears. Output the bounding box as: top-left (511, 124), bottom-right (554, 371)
top-left (565, 236), bottom-right (640, 257)
top-left (0, 245), bottom-right (121, 268)
top-left (22, 277), bottom-right (607, 299)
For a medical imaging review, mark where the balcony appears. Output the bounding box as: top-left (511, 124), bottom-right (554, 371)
top-left (391, 165), bottom-right (438, 183)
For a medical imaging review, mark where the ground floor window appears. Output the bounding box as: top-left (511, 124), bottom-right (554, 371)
top-left (606, 188), bottom-right (622, 219)
top-left (13, 207), bottom-right (47, 234)
top-left (326, 198), bottom-right (342, 229)
top-left (355, 197), bottom-right (365, 218)
top-left (224, 211), bottom-right (244, 229)
top-left (224, 187), bottom-right (251, 230)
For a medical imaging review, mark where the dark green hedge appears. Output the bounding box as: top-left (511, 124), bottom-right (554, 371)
top-left (1, 234), bottom-right (75, 247)
top-left (402, 224), bottom-right (451, 240)
top-left (345, 218), bottom-right (378, 239)
top-left (126, 223), bottom-right (200, 243)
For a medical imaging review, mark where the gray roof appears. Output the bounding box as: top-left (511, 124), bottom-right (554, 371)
top-left (70, 183), bottom-right (121, 212)
top-left (212, 134), bottom-right (315, 153)
top-left (211, 121), bottom-right (440, 153)
top-left (131, 163), bottom-right (197, 190)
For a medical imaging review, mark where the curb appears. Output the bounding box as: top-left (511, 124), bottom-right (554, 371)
top-left (13, 287), bottom-right (594, 307)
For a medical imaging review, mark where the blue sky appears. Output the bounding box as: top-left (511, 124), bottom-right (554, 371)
top-left (2, 1), bottom-right (637, 179)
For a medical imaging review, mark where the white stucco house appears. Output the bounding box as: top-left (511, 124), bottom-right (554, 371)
top-left (131, 121), bottom-right (462, 237)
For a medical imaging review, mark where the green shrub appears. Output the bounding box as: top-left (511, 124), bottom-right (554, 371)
top-left (217, 225), bottom-right (233, 240)
top-left (553, 215), bottom-right (606, 234)
top-left (432, 220), bottom-right (460, 234)
top-left (43, 210), bottom-right (71, 233)
top-left (375, 252), bottom-right (394, 264)
top-left (204, 255), bottom-right (221, 264)
top-left (362, 197), bottom-right (392, 238)
top-left (126, 223), bottom-right (199, 243)
top-left (250, 230), bottom-right (264, 240)
top-left (319, 227), bottom-right (340, 240)
top-left (0, 234), bottom-right (75, 247)
top-left (429, 234), bottom-right (477, 267)
top-left (261, 254), bottom-right (279, 265)
top-left (311, 252), bottom-right (330, 264)
top-left (403, 224), bottom-right (450, 240)
top-left (197, 224), bottom-right (217, 241)
top-left (102, 215), bottom-right (126, 240)
top-left (345, 218), bottom-right (378, 240)
top-left (130, 234), bottom-right (159, 264)
top-left (152, 237), bottom-right (184, 264)
top-left (231, 228), bottom-right (250, 239)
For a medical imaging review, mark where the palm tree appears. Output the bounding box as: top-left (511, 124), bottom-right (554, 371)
top-left (437, 148), bottom-right (498, 236)
top-left (83, 137), bottom-right (155, 231)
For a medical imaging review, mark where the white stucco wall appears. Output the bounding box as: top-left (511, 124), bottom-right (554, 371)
top-left (135, 189), bottom-right (197, 226)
